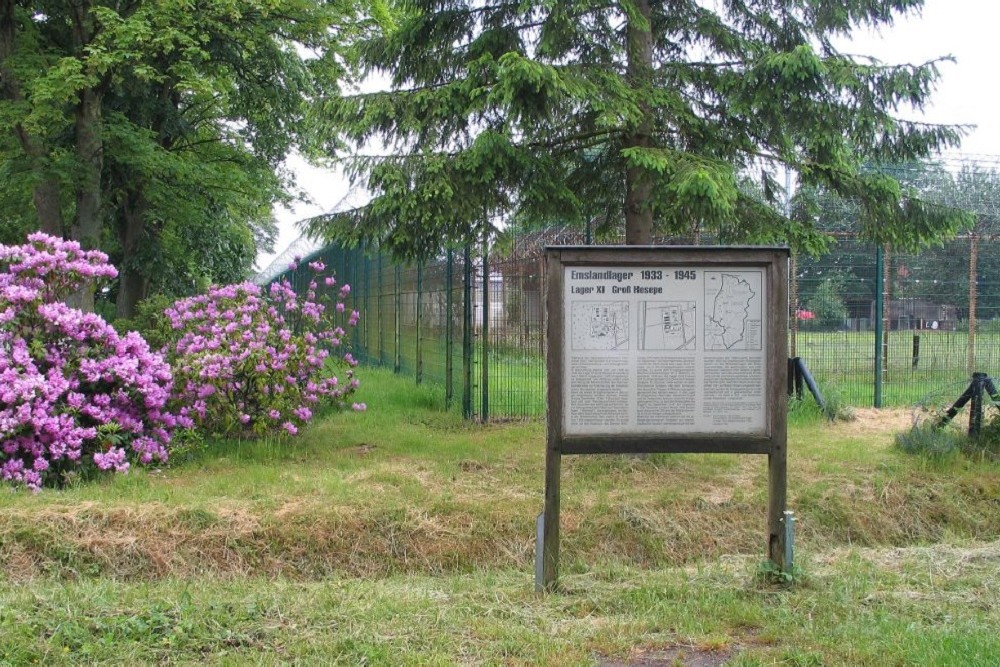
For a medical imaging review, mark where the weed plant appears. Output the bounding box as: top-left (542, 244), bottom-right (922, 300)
top-left (895, 423), bottom-right (967, 461)
top-left (897, 406), bottom-right (1000, 462)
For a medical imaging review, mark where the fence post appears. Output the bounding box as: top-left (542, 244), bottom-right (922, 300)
top-left (789, 251), bottom-right (798, 359)
top-left (874, 245), bottom-right (884, 408)
top-left (882, 245), bottom-right (891, 392)
top-left (446, 250), bottom-right (454, 408)
top-left (363, 254), bottom-right (370, 363)
top-left (970, 372), bottom-right (986, 436)
top-left (378, 252), bottom-right (385, 366)
top-left (481, 237), bottom-right (490, 422)
top-left (351, 252), bottom-right (360, 350)
top-left (394, 264), bottom-right (401, 374)
top-left (462, 245), bottom-right (473, 419)
top-left (416, 262), bottom-right (423, 385)
top-left (968, 234), bottom-right (978, 375)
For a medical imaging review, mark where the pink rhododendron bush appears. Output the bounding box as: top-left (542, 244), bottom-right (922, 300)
top-left (163, 259), bottom-right (361, 437)
top-left (0, 234), bottom-right (177, 490)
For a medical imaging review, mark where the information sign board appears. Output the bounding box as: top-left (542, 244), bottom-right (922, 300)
top-left (563, 265), bottom-right (767, 437)
top-left (540, 246), bottom-right (790, 591)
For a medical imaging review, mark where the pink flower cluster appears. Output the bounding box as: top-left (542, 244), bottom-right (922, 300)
top-left (164, 264), bottom-right (360, 437)
top-left (0, 234), bottom-right (176, 490)
top-left (0, 232), bottom-right (118, 305)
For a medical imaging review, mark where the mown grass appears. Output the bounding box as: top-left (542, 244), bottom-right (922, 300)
top-left (2, 368), bottom-right (999, 664)
top-left (2, 546), bottom-right (998, 665)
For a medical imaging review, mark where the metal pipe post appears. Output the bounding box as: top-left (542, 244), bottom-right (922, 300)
top-left (874, 245), bottom-right (884, 408)
top-left (445, 250), bottom-right (454, 408)
top-left (481, 238), bottom-right (490, 422)
top-left (416, 262), bottom-right (423, 384)
top-left (462, 245), bottom-right (473, 419)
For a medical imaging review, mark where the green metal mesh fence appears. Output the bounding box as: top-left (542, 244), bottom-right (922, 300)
top-left (268, 230), bottom-right (1000, 420)
top-left (792, 235), bottom-right (1000, 408)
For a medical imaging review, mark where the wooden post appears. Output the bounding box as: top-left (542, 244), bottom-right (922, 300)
top-left (541, 433), bottom-right (562, 591)
top-left (970, 372), bottom-right (985, 437)
top-left (542, 254), bottom-right (564, 590)
top-left (768, 443), bottom-right (788, 570)
top-left (768, 253), bottom-right (789, 572)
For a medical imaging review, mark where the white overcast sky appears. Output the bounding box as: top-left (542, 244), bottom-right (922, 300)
top-left (258, 0), bottom-right (1000, 270)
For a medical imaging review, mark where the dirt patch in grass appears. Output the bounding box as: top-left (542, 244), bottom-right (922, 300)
top-left (817, 539), bottom-right (1000, 574)
top-left (599, 645), bottom-right (734, 666)
top-left (344, 443), bottom-right (377, 456)
top-left (830, 407), bottom-right (914, 437)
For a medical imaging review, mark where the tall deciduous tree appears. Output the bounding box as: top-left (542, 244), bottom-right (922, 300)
top-left (0, 0), bottom-right (377, 314)
top-left (309, 0), bottom-right (971, 260)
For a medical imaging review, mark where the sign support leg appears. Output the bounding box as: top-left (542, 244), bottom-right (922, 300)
top-left (541, 436), bottom-right (561, 592)
top-left (767, 439), bottom-right (788, 572)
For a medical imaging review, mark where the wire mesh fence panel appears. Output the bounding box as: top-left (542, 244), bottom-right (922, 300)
top-left (483, 240), bottom-right (548, 418)
top-left (790, 235), bottom-right (1000, 408)
top-left (877, 240), bottom-right (971, 406)
top-left (395, 262), bottom-right (418, 378)
top-left (972, 238), bottom-right (1000, 376)
top-left (792, 237), bottom-right (879, 406)
top-left (419, 258), bottom-right (455, 389)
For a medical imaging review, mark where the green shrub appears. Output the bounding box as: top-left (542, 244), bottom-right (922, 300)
top-left (803, 275), bottom-right (848, 330)
top-left (113, 293), bottom-right (177, 351)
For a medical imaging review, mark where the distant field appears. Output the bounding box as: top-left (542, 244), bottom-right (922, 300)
top-left (794, 329), bottom-right (1000, 407)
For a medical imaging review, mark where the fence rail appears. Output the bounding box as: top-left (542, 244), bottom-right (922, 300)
top-left (272, 231), bottom-right (1000, 420)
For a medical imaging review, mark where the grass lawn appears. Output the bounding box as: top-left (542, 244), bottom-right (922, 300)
top-left (2, 368), bottom-right (999, 665)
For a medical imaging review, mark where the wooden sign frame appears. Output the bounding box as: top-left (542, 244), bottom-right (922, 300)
top-left (541, 246), bottom-right (790, 590)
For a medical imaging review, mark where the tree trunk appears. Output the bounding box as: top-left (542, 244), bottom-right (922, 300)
top-left (0, 0), bottom-right (65, 236)
top-left (67, 0), bottom-right (104, 312)
top-left (624, 1), bottom-right (655, 461)
top-left (116, 187), bottom-right (148, 319)
top-left (67, 86), bottom-right (104, 313)
top-left (31, 179), bottom-right (65, 236)
top-left (624, 0), bottom-right (654, 245)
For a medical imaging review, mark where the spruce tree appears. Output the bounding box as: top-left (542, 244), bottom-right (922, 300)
top-left (311, 0), bottom-right (970, 259)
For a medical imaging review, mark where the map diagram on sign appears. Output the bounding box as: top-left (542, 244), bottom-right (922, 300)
top-left (638, 301), bottom-right (697, 350)
top-left (704, 271), bottom-right (763, 350)
top-left (571, 301), bottom-right (630, 351)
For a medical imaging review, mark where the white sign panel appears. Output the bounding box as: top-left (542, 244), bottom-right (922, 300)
top-left (563, 266), bottom-right (767, 436)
